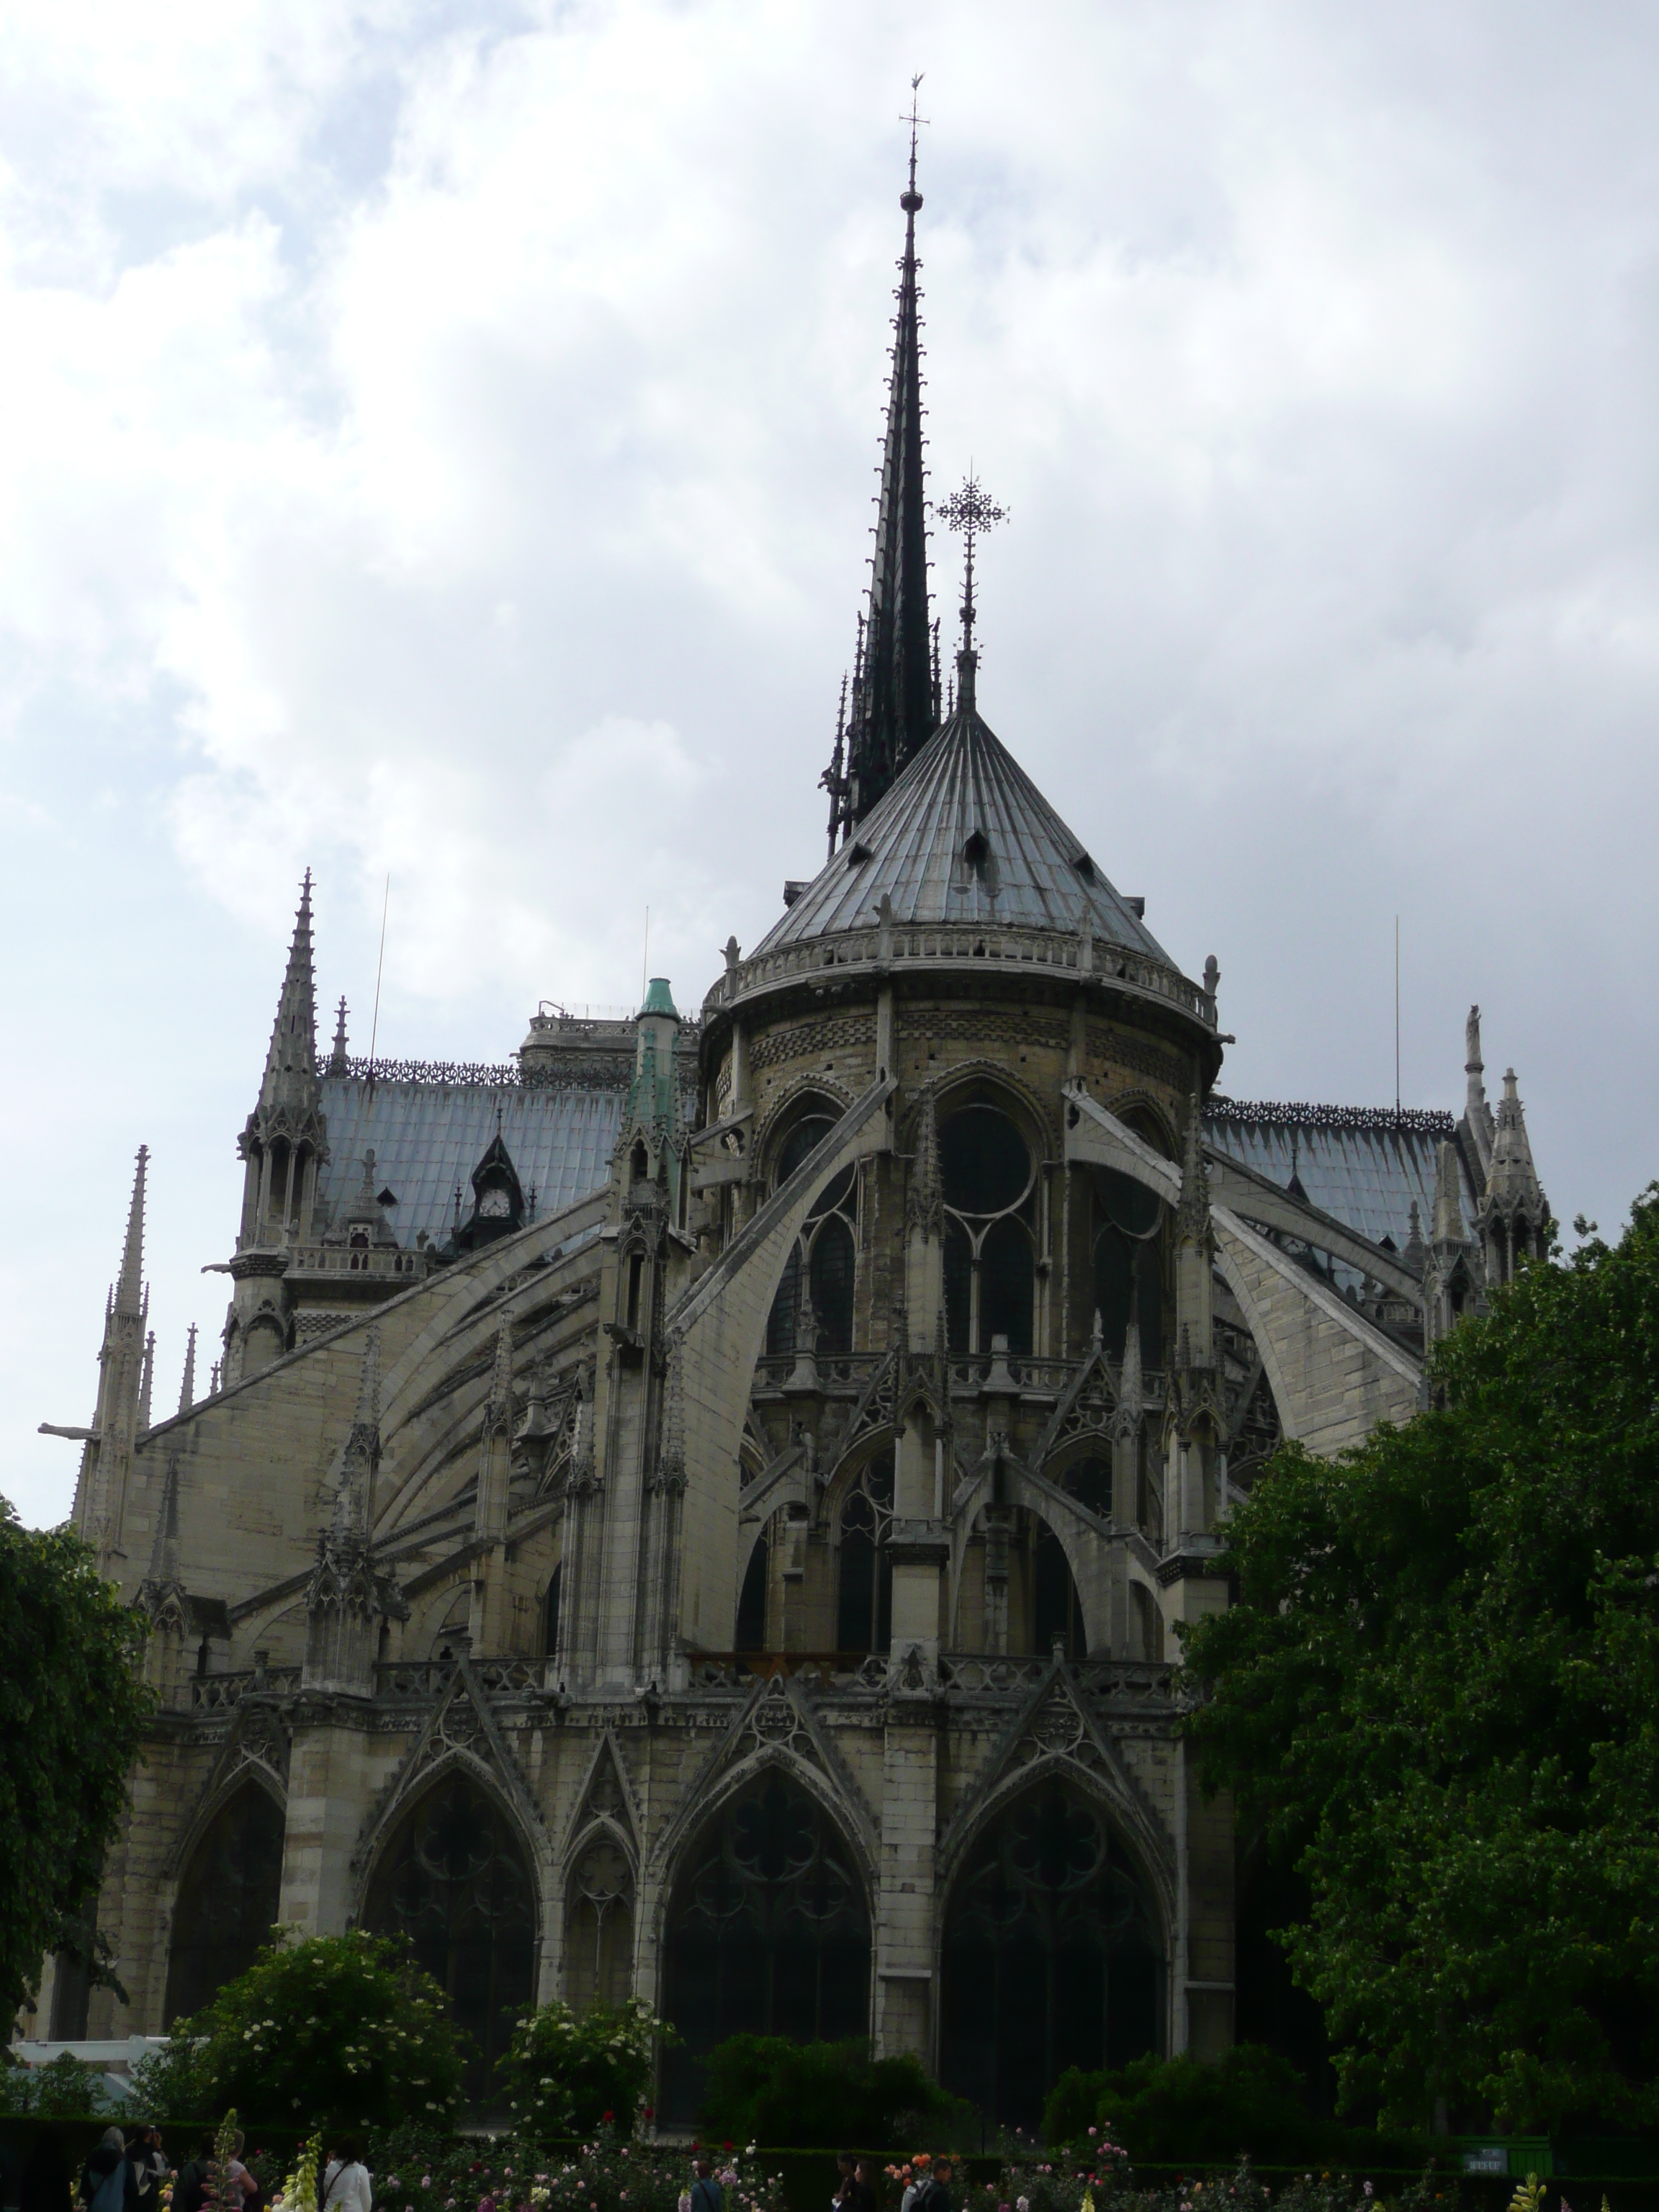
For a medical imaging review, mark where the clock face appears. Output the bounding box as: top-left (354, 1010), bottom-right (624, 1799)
top-left (479, 1187), bottom-right (512, 1219)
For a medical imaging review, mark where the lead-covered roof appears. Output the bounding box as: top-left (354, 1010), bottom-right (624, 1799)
top-left (755, 706), bottom-right (1172, 961)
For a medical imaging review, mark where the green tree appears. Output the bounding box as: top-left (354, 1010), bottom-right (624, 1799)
top-left (0, 1501), bottom-right (152, 2018)
top-left (497, 1997), bottom-right (670, 2139)
top-left (1182, 1187), bottom-right (1659, 2134)
top-left (139, 1930), bottom-right (466, 2129)
top-left (698, 2035), bottom-right (966, 2149)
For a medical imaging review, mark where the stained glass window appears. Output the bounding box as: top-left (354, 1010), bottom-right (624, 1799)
top-left (940, 1779), bottom-right (1164, 2126)
top-left (836, 1453), bottom-right (894, 1655)
top-left (364, 1773), bottom-right (536, 2093)
top-left (659, 1771), bottom-right (871, 2123)
top-left (766, 1114), bottom-right (858, 1358)
top-left (940, 1101), bottom-right (1037, 1356)
top-left (163, 1783), bottom-right (285, 2026)
top-left (1092, 1164), bottom-right (1164, 1364)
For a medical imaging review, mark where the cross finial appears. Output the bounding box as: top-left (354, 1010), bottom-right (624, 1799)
top-left (938, 470), bottom-right (1008, 699)
top-left (903, 74), bottom-right (927, 207)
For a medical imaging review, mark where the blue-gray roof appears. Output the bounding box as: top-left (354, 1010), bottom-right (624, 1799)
top-left (1203, 1102), bottom-right (1478, 1256)
top-left (315, 1077), bottom-right (621, 1245)
top-left (754, 706), bottom-right (1172, 961)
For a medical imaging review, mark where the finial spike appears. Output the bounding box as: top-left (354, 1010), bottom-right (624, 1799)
top-left (939, 471), bottom-right (1007, 715)
top-left (116, 1146), bottom-right (150, 1320)
top-left (837, 100), bottom-right (934, 835)
top-left (177, 1323), bottom-right (198, 1417)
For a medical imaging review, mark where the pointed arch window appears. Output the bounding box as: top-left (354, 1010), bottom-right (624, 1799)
top-left (363, 1772), bottom-right (536, 2093)
top-left (940, 1778), bottom-right (1164, 2126)
top-left (660, 1769), bottom-right (871, 2123)
top-left (736, 1520), bottom-right (771, 1653)
top-left (765, 1112), bottom-right (859, 1359)
top-left (565, 1834), bottom-right (634, 2010)
top-left (835, 1452), bottom-right (894, 1655)
top-left (1091, 1164), bottom-right (1164, 1364)
top-left (163, 1781), bottom-right (285, 2026)
top-left (940, 1100), bottom-right (1037, 1357)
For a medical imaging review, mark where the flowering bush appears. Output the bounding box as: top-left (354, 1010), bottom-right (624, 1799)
top-left (497, 2000), bottom-right (673, 2139)
top-left (360, 2124), bottom-right (786, 2212)
top-left (133, 1930), bottom-right (467, 2130)
top-left (961, 2158), bottom-right (1460, 2212)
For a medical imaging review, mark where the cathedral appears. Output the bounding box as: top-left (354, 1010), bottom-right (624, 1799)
top-left (29, 137), bottom-right (1549, 2130)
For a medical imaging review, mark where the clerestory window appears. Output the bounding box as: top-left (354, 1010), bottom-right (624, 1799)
top-left (940, 1100), bottom-right (1038, 1357)
top-left (836, 1452), bottom-right (894, 1655)
top-left (1092, 1164), bottom-right (1164, 1364)
top-left (765, 1112), bottom-right (858, 1359)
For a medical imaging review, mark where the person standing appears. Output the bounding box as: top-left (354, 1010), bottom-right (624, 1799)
top-left (80, 2128), bottom-right (141, 2212)
top-left (126, 2128), bottom-right (169, 2206)
top-left (689, 2157), bottom-right (723, 2212)
top-left (320, 2142), bottom-right (373, 2212)
top-left (917, 2159), bottom-right (953, 2212)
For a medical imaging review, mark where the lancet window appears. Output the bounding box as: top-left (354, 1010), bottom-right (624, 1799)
top-left (835, 1452), bottom-right (894, 1655)
top-left (940, 1778), bottom-right (1164, 2126)
top-left (765, 1112), bottom-right (858, 1359)
top-left (363, 1773), bottom-right (536, 2092)
top-left (941, 1099), bottom-right (1038, 1357)
top-left (736, 1521), bottom-right (771, 1653)
top-left (564, 1834), bottom-right (634, 2010)
top-left (163, 1781), bottom-right (286, 2026)
top-left (1092, 1162), bottom-right (1165, 1364)
top-left (659, 1771), bottom-right (871, 2123)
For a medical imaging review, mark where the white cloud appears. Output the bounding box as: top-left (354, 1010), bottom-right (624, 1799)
top-left (5, 0), bottom-right (1659, 1521)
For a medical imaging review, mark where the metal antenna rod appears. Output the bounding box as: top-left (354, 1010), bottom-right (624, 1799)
top-left (1394, 914), bottom-right (1401, 1122)
top-left (368, 873), bottom-right (390, 1082)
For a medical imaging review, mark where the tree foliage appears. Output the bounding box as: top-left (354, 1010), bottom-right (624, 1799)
top-left (0, 1500), bottom-right (152, 2017)
top-left (698, 2035), bottom-right (966, 2149)
top-left (1182, 1187), bottom-right (1659, 2133)
top-left (497, 1998), bottom-right (669, 2139)
top-left (1042, 2046), bottom-right (1432, 2168)
top-left (138, 1930), bottom-right (467, 2130)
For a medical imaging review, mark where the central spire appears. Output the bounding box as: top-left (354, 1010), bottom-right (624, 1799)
top-left (825, 81), bottom-right (936, 847)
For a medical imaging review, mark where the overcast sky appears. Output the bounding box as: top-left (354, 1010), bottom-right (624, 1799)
top-left (4, 0), bottom-right (1656, 1527)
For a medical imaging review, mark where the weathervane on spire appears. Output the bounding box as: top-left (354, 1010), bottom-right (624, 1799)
top-left (938, 470), bottom-right (1007, 710)
top-left (903, 74), bottom-right (927, 210)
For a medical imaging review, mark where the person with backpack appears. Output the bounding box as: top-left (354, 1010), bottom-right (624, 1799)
top-left (688, 2158), bottom-right (722, 2212)
top-left (172, 2135), bottom-right (216, 2212)
top-left (125, 2128), bottom-right (169, 2206)
top-left (80, 2128), bottom-right (141, 2212)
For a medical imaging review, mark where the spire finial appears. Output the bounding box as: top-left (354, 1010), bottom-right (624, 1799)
top-left (902, 73), bottom-right (927, 209)
top-left (138, 1330), bottom-right (155, 1431)
top-left (261, 871), bottom-right (320, 1092)
top-left (177, 1323), bottom-right (198, 1416)
top-left (831, 95), bottom-right (935, 840)
top-left (939, 470), bottom-right (1007, 714)
top-left (116, 1146), bottom-right (150, 1319)
top-left (328, 994), bottom-right (349, 1076)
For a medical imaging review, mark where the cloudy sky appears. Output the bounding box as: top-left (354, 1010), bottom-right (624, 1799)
top-left (4, 0), bottom-right (1657, 1526)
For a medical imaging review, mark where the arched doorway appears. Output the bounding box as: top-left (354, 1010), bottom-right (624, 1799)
top-left (659, 1768), bottom-right (871, 2123)
top-left (163, 1780), bottom-right (286, 2025)
top-left (363, 1771), bottom-right (536, 2095)
top-left (940, 1777), bottom-right (1164, 2126)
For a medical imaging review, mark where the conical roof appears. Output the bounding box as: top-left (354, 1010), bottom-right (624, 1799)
top-left (756, 705), bottom-right (1169, 961)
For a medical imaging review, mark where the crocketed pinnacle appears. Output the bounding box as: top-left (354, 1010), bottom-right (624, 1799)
top-left (830, 117), bottom-right (934, 838)
top-left (261, 871), bottom-right (320, 1105)
top-left (115, 1146), bottom-right (150, 1319)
